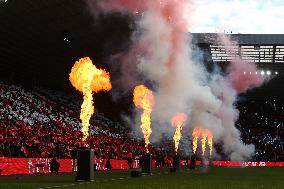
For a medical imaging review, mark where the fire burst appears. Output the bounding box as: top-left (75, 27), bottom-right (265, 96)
top-left (171, 112), bottom-right (187, 153)
top-left (201, 130), bottom-right (207, 156)
top-left (133, 85), bottom-right (154, 153)
top-left (192, 128), bottom-right (213, 158)
top-left (192, 127), bottom-right (201, 154)
top-left (69, 57), bottom-right (112, 146)
top-left (206, 130), bottom-right (213, 158)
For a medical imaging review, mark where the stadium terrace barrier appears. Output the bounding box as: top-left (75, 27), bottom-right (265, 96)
top-left (192, 160), bottom-right (284, 167)
top-left (0, 157), bottom-right (283, 176)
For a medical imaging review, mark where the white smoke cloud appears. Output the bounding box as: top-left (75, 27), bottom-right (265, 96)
top-left (86, 0), bottom-right (264, 161)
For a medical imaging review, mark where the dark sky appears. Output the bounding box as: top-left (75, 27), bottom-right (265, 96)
top-left (0, 0), bottom-right (135, 121)
top-left (0, 0), bottom-right (133, 87)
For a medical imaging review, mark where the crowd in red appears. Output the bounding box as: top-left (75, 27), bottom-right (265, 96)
top-left (0, 82), bottom-right (159, 160)
top-left (1, 82), bottom-right (283, 162)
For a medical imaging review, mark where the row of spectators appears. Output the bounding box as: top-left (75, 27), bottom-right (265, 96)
top-left (0, 81), bottom-right (283, 161)
top-left (0, 82), bottom-right (156, 159)
top-left (35, 86), bottom-right (126, 134)
top-left (237, 99), bottom-right (284, 161)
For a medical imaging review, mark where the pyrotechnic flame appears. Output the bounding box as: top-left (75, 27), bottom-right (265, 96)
top-left (192, 127), bottom-right (213, 158)
top-left (192, 127), bottom-right (201, 154)
top-left (201, 131), bottom-right (207, 157)
top-left (69, 57), bottom-right (112, 146)
top-left (206, 129), bottom-right (213, 158)
top-left (202, 129), bottom-right (213, 158)
top-left (133, 85), bottom-right (154, 153)
top-left (171, 112), bottom-right (187, 153)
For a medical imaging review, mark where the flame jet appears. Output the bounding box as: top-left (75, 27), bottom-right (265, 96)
top-left (192, 127), bottom-right (201, 154)
top-left (205, 129), bottom-right (213, 158)
top-left (171, 112), bottom-right (187, 153)
top-left (192, 128), bottom-right (213, 158)
top-left (133, 85), bottom-right (154, 152)
top-left (201, 131), bottom-right (207, 157)
top-left (202, 129), bottom-right (213, 158)
top-left (69, 57), bottom-right (112, 146)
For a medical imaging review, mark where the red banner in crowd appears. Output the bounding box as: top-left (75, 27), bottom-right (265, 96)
top-left (0, 157), bottom-right (283, 176)
top-left (0, 157), bottom-right (72, 176)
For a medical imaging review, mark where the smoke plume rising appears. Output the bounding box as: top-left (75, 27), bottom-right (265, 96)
top-left (86, 0), bottom-right (264, 161)
top-left (218, 34), bottom-right (265, 93)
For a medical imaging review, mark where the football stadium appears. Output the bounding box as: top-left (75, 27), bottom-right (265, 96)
top-left (0, 0), bottom-right (283, 189)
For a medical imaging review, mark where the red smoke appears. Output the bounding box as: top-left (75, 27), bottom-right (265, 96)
top-left (98, 0), bottom-right (191, 31)
top-left (98, 0), bottom-right (191, 81)
top-left (98, 0), bottom-right (146, 12)
top-left (218, 34), bottom-right (264, 93)
top-left (118, 43), bottom-right (148, 90)
top-left (227, 57), bottom-right (264, 93)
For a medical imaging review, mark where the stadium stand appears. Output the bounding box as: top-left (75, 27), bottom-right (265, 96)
top-left (0, 81), bottom-right (283, 161)
top-left (237, 99), bottom-right (284, 161)
top-left (0, 82), bottom-right (156, 160)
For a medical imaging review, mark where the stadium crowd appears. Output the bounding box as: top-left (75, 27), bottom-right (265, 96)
top-left (237, 99), bottom-right (284, 161)
top-left (0, 82), bottom-right (283, 161)
top-left (0, 82), bottom-right (156, 160)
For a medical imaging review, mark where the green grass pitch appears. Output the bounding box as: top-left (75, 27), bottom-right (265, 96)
top-left (0, 167), bottom-right (283, 189)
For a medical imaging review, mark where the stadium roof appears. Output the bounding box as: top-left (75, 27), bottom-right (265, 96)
top-left (191, 33), bottom-right (284, 99)
top-left (192, 33), bottom-right (284, 45)
top-left (191, 33), bottom-right (284, 64)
